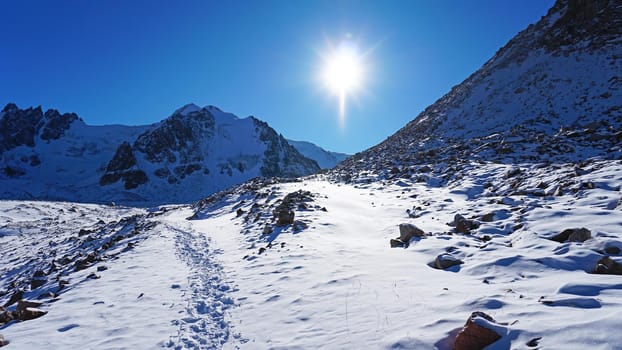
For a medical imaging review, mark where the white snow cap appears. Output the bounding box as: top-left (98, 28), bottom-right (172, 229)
top-left (174, 103), bottom-right (202, 115)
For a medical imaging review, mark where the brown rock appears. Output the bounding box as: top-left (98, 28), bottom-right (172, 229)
top-left (433, 254), bottom-right (463, 269)
top-left (16, 300), bottom-right (43, 312)
top-left (16, 307), bottom-right (47, 321)
top-left (0, 310), bottom-right (14, 324)
top-left (454, 214), bottom-right (477, 234)
top-left (3, 290), bottom-right (23, 307)
top-left (31, 270), bottom-right (47, 290)
top-left (551, 227), bottom-right (591, 243)
top-left (594, 256), bottom-right (622, 275)
top-left (275, 209), bottom-right (294, 226)
top-left (0, 333), bottom-right (8, 347)
top-left (399, 223), bottom-right (425, 240)
top-left (480, 213), bottom-right (495, 222)
top-left (390, 238), bottom-right (407, 248)
top-left (454, 312), bottom-right (502, 350)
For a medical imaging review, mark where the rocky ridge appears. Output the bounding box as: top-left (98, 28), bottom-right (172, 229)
top-left (0, 103), bottom-right (322, 204)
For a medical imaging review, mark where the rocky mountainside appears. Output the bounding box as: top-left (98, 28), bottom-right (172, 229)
top-left (337, 0), bottom-right (621, 181)
top-left (0, 103), bottom-right (320, 204)
top-left (286, 139), bottom-right (349, 169)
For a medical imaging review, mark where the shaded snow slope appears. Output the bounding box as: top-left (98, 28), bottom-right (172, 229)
top-left (287, 139), bottom-right (349, 169)
top-left (0, 103), bottom-right (320, 205)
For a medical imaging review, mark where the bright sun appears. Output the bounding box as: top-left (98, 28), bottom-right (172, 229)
top-left (322, 47), bottom-right (363, 95)
top-left (320, 41), bottom-right (366, 126)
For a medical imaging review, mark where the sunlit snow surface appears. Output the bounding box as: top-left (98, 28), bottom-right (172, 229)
top-left (1, 160), bottom-right (621, 349)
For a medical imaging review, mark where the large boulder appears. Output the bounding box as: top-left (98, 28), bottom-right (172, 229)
top-left (433, 254), bottom-right (464, 270)
top-left (454, 311), bottom-right (502, 350)
top-left (30, 270), bottom-right (47, 290)
top-left (453, 214), bottom-right (479, 234)
top-left (275, 209), bottom-right (295, 226)
top-left (391, 223), bottom-right (426, 248)
top-left (551, 227), bottom-right (592, 243)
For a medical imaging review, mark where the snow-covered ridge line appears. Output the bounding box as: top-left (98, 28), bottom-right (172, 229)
top-left (0, 103), bottom-right (323, 205)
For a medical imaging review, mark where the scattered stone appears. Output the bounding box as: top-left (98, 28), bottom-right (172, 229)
top-left (16, 300), bottom-right (43, 312)
top-left (454, 311), bottom-right (502, 350)
top-left (480, 212), bottom-right (495, 222)
top-left (594, 256), bottom-right (622, 275)
top-left (86, 273), bottom-right (100, 280)
top-left (433, 254), bottom-right (464, 270)
top-left (262, 224), bottom-right (273, 235)
top-left (390, 238), bottom-right (408, 248)
top-left (505, 167), bottom-right (521, 179)
top-left (551, 227), bottom-right (591, 243)
top-left (171, 284), bottom-right (181, 289)
top-left (58, 280), bottom-right (69, 290)
top-left (30, 270), bottom-right (47, 290)
top-left (16, 307), bottom-right (47, 321)
top-left (293, 220), bottom-right (308, 232)
top-left (399, 223), bottom-right (425, 240)
top-left (0, 333), bottom-right (7, 347)
top-left (4, 290), bottom-right (23, 307)
top-left (526, 337), bottom-right (542, 347)
top-left (0, 310), bottom-right (14, 324)
top-left (275, 209), bottom-right (295, 226)
top-left (453, 214), bottom-right (478, 234)
top-left (97, 265), bottom-right (108, 272)
top-left (391, 223), bottom-right (426, 248)
top-left (236, 208), bottom-right (245, 217)
top-left (604, 245), bottom-right (621, 255)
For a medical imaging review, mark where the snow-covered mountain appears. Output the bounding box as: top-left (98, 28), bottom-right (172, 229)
top-left (337, 0), bottom-right (621, 178)
top-left (286, 139), bottom-right (349, 169)
top-left (0, 103), bottom-right (320, 204)
top-left (2, 1), bottom-right (622, 349)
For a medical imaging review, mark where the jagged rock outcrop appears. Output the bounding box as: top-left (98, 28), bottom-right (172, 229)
top-left (253, 118), bottom-right (320, 178)
top-left (0, 103), bottom-right (79, 154)
top-left (99, 142), bottom-right (148, 190)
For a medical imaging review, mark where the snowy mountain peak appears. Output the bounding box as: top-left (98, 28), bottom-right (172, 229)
top-left (173, 103), bottom-right (202, 116)
top-left (1, 103), bottom-right (321, 204)
top-left (337, 0), bottom-right (622, 178)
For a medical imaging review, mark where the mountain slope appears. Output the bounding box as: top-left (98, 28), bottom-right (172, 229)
top-left (287, 139), bottom-right (349, 169)
top-left (0, 103), bottom-right (320, 204)
top-left (338, 0), bottom-right (621, 178)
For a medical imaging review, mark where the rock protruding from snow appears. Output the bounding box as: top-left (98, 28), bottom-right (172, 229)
top-left (452, 214), bottom-right (479, 234)
top-left (454, 312), bottom-right (503, 350)
top-left (551, 227), bottom-right (592, 243)
top-left (594, 256), bottom-right (622, 275)
top-left (432, 254), bottom-right (463, 270)
top-left (390, 223), bottom-right (425, 248)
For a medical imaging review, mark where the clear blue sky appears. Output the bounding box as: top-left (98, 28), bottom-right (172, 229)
top-left (1, 0), bottom-right (554, 154)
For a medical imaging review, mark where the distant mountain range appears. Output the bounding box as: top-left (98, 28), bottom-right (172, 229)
top-left (286, 139), bottom-right (348, 169)
top-left (0, 103), bottom-right (346, 204)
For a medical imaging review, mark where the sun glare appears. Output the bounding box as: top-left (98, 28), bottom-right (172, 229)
top-left (320, 40), bottom-right (366, 127)
top-left (322, 48), bottom-right (363, 95)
